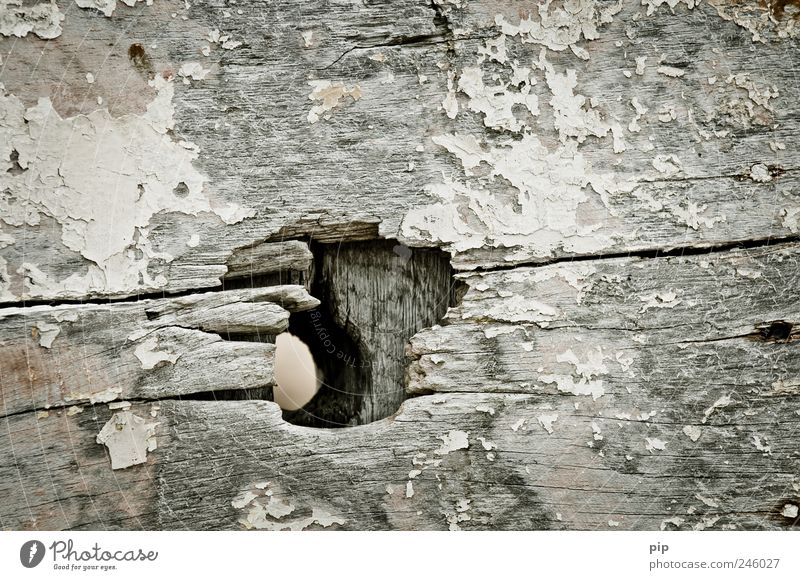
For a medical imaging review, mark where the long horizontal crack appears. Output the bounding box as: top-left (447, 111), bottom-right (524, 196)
top-left (2, 235), bottom-right (798, 311)
top-left (0, 389), bottom-right (276, 422)
top-left (318, 34), bottom-right (492, 70)
top-left (465, 234), bottom-right (800, 274)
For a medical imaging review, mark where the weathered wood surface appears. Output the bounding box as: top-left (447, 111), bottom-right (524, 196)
top-left (0, 285), bottom-right (318, 417)
top-left (1, 0), bottom-right (799, 530)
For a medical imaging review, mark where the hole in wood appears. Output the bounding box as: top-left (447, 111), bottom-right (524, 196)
top-left (282, 239), bottom-right (465, 428)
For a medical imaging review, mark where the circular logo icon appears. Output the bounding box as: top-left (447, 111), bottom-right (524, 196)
top-left (20, 540), bottom-right (45, 568)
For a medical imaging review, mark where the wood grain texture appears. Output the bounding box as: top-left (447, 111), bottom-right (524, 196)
top-left (0, 286), bottom-right (318, 418)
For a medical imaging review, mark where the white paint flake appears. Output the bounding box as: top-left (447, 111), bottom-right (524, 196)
top-left (702, 394), bottom-right (732, 423)
top-left (435, 430), bottom-right (469, 455)
top-left (231, 482), bottom-right (345, 530)
top-left (34, 320), bottom-right (60, 348)
top-left (306, 80), bottom-right (362, 124)
top-left (475, 404), bottom-right (495, 416)
top-left (495, 1), bottom-right (613, 51)
top-left (751, 434), bottom-right (772, 455)
top-left (0, 0), bottom-right (64, 39)
top-left (660, 516), bottom-right (684, 530)
top-left (133, 335), bottom-right (180, 369)
top-left (178, 62), bottom-right (211, 84)
top-left (749, 163), bottom-right (772, 183)
top-left (96, 410), bottom-right (158, 469)
top-left (645, 437), bottom-right (667, 453)
top-left (782, 504), bottom-right (798, 519)
top-left (642, 0), bottom-right (699, 16)
top-left (682, 425), bottom-right (702, 442)
top-left (457, 66), bottom-right (539, 132)
top-left (657, 65), bottom-right (685, 78)
top-left (537, 413), bottom-right (559, 434)
top-left (539, 346), bottom-right (608, 399)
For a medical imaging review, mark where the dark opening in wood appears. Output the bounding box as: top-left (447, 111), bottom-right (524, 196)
top-left (282, 239), bottom-right (463, 427)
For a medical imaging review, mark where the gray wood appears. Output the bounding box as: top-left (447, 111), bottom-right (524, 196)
top-left (0, 286), bottom-right (318, 417)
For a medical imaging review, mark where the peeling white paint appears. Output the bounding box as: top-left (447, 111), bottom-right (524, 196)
top-left (133, 335), bottom-right (180, 369)
top-left (96, 410), bottom-right (158, 470)
top-left (702, 394), bottom-right (732, 423)
top-left (232, 482), bottom-right (345, 530)
top-left (660, 516), bottom-right (684, 530)
top-left (495, 1), bottom-right (617, 52)
top-left (782, 504), bottom-right (799, 519)
top-left (642, 0), bottom-right (699, 16)
top-left (749, 163), bottom-right (772, 183)
top-left (682, 425), bottom-right (702, 442)
top-left (435, 430), bottom-right (469, 455)
top-left (178, 62), bottom-right (211, 84)
top-left (645, 437), bottom-right (667, 453)
top-left (751, 434), bottom-right (772, 455)
top-left (0, 0), bottom-right (64, 39)
top-left (475, 404), bottom-right (495, 415)
top-left (539, 346), bottom-right (608, 399)
top-left (657, 65), bottom-right (685, 78)
top-left (707, 0), bottom-right (799, 42)
top-left (537, 413), bottom-right (558, 434)
top-left (457, 66), bottom-right (539, 132)
top-left (306, 80), bottom-right (362, 124)
top-left (0, 76), bottom-right (253, 300)
top-left (441, 71), bottom-right (459, 119)
top-left (74, 0), bottom-right (152, 18)
top-left (33, 320), bottom-right (60, 348)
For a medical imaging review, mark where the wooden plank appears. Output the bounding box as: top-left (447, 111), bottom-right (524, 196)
top-left (0, 0), bottom-right (797, 300)
top-left (3, 391), bottom-right (798, 530)
top-left (409, 242), bottom-right (800, 395)
top-left (0, 286), bottom-right (318, 417)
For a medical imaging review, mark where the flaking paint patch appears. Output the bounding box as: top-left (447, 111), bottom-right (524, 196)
top-left (306, 81), bottom-right (362, 124)
top-left (703, 394), bottom-right (732, 423)
top-left (401, 133), bottom-right (629, 261)
top-left (178, 62), bottom-right (211, 84)
top-left (682, 425), bottom-right (702, 442)
top-left (456, 66), bottom-right (539, 132)
top-left (537, 413), bottom-right (558, 434)
top-left (133, 335), bottom-right (180, 369)
top-left (232, 482), bottom-right (346, 530)
top-left (33, 320), bottom-right (60, 348)
top-left (74, 0), bottom-right (152, 18)
top-left (0, 0), bottom-right (64, 39)
top-left (645, 437), bottom-right (667, 453)
top-left (539, 346), bottom-right (608, 399)
top-left (401, 9), bottom-right (636, 264)
top-left (96, 410), bottom-right (158, 470)
top-left (707, 0), bottom-right (799, 41)
top-left (495, 0), bottom-right (620, 51)
top-left (0, 76), bottom-right (253, 300)
top-left (435, 430), bottom-right (469, 455)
